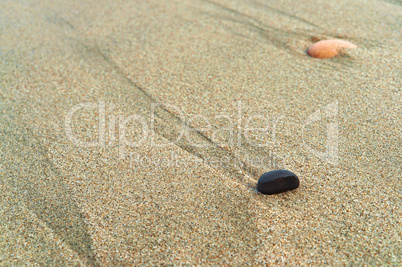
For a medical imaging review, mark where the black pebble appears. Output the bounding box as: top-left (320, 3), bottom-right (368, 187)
top-left (257, 170), bottom-right (299, 195)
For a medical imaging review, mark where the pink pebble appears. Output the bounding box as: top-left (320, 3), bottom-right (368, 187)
top-left (307, 39), bottom-right (357, 59)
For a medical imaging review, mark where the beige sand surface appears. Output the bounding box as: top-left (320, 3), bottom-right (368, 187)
top-left (0, 0), bottom-right (401, 265)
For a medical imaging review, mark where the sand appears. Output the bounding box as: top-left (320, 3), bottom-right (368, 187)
top-left (0, 0), bottom-right (401, 265)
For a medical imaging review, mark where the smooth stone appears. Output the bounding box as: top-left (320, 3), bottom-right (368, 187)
top-left (307, 39), bottom-right (357, 59)
top-left (257, 170), bottom-right (299, 195)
